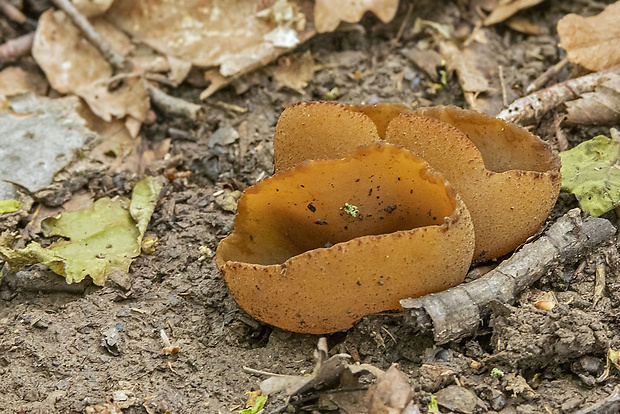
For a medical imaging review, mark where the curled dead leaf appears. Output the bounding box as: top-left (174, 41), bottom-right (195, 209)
top-left (314, 0), bottom-right (399, 33)
top-left (565, 72), bottom-right (620, 125)
top-left (484, 0), bottom-right (544, 26)
top-left (558, 2), bottom-right (620, 71)
top-left (32, 10), bottom-right (150, 122)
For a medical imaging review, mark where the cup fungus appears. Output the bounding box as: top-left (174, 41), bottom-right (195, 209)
top-left (216, 144), bottom-right (474, 334)
top-left (273, 102), bottom-right (561, 262)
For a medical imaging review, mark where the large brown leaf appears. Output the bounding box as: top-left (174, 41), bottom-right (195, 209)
top-left (105, 0), bottom-right (315, 77)
top-left (558, 2), bottom-right (620, 71)
top-left (32, 10), bottom-right (149, 122)
top-left (314, 0), bottom-right (399, 33)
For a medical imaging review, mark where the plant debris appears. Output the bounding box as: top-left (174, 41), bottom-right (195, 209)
top-left (0, 176), bottom-right (163, 285)
top-left (0, 200), bottom-right (22, 214)
top-left (559, 133), bottom-right (620, 217)
top-left (564, 73), bottom-right (620, 125)
top-left (558, 2), bottom-right (620, 71)
top-left (401, 208), bottom-right (616, 344)
top-left (32, 10), bottom-right (150, 124)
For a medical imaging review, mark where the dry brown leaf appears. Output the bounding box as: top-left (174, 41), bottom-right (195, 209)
top-left (405, 47), bottom-right (442, 81)
top-left (91, 18), bottom-right (134, 56)
top-left (484, 0), bottom-right (544, 26)
top-left (506, 16), bottom-right (543, 35)
top-left (365, 364), bottom-right (413, 414)
top-left (32, 10), bottom-right (150, 122)
top-left (558, 2), bottom-right (620, 71)
top-left (314, 0), bottom-right (399, 33)
top-left (105, 0), bottom-right (315, 77)
top-left (166, 56), bottom-right (193, 85)
top-left (439, 30), bottom-right (509, 115)
top-left (440, 41), bottom-right (490, 94)
top-left (273, 51), bottom-right (316, 93)
top-left (0, 66), bottom-right (48, 99)
top-left (565, 72), bottom-right (620, 125)
top-left (73, 0), bottom-right (114, 17)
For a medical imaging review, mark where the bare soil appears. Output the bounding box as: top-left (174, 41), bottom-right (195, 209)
top-left (1, 0), bottom-right (620, 413)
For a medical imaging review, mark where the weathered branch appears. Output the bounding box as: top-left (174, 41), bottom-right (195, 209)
top-left (400, 209), bottom-right (616, 344)
top-left (497, 69), bottom-right (620, 125)
top-left (146, 82), bottom-right (203, 121)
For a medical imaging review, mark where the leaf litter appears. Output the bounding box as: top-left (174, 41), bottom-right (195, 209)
top-left (560, 131), bottom-right (620, 217)
top-left (2, 0), bottom-right (620, 412)
top-left (0, 176), bottom-right (163, 285)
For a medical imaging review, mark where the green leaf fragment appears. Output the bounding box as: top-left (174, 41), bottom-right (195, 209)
top-left (559, 134), bottom-right (620, 217)
top-left (239, 395), bottom-right (267, 414)
top-left (0, 199), bottom-right (22, 214)
top-left (343, 202), bottom-right (359, 217)
top-left (428, 395), bottom-right (440, 413)
top-left (0, 177), bottom-right (162, 286)
top-left (490, 368), bottom-right (505, 379)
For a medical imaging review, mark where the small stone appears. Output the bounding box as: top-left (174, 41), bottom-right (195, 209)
top-left (435, 385), bottom-right (488, 414)
top-left (56, 379), bottom-right (69, 390)
top-left (33, 320), bottom-right (48, 329)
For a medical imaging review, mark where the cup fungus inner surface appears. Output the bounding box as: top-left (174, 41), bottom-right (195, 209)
top-left (217, 143), bottom-right (457, 267)
top-left (273, 102), bottom-right (561, 262)
top-left (216, 143), bottom-right (474, 334)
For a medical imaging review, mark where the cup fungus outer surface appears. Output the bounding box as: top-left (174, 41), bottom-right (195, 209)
top-left (216, 144), bottom-right (475, 334)
top-left (273, 101), bottom-right (561, 262)
top-left (388, 105), bottom-right (561, 261)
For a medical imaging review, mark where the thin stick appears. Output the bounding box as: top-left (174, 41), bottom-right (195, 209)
top-left (52, 0), bottom-right (125, 71)
top-left (243, 366), bottom-right (291, 378)
top-left (0, 1), bottom-right (26, 23)
top-left (498, 65), bottom-right (508, 108)
top-left (497, 69), bottom-right (620, 125)
top-left (391, 2), bottom-right (414, 46)
top-left (0, 32), bottom-right (34, 62)
top-left (526, 57), bottom-right (568, 94)
top-left (146, 83), bottom-right (203, 121)
top-left (400, 209), bottom-right (616, 344)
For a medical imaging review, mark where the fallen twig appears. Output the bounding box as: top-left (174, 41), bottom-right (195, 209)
top-left (574, 385), bottom-right (620, 414)
top-left (497, 68), bottom-right (620, 125)
top-left (400, 209), bottom-right (616, 344)
top-left (0, 32), bottom-right (34, 62)
top-left (51, 0), bottom-right (202, 121)
top-left (146, 83), bottom-right (203, 121)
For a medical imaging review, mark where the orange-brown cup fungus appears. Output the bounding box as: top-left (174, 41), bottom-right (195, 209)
top-left (216, 144), bottom-right (474, 334)
top-left (273, 102), bottom-right (561, 262)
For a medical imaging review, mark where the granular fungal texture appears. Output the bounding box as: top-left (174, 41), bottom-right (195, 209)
top-left (216, 144), bottom-right (474, 334)
top-left (274, 102), bottom-right (561, 262)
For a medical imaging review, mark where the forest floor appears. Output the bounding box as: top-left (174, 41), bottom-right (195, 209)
top-left (1, 0), bottom-right (619, 413)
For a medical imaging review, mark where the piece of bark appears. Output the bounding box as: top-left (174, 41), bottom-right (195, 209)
top-left (497, 69), bottom-right (620, 125)
top-left (400, 209), bottom-right (616, 344)
top-left (564, 72), bottom-right (620, 125)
